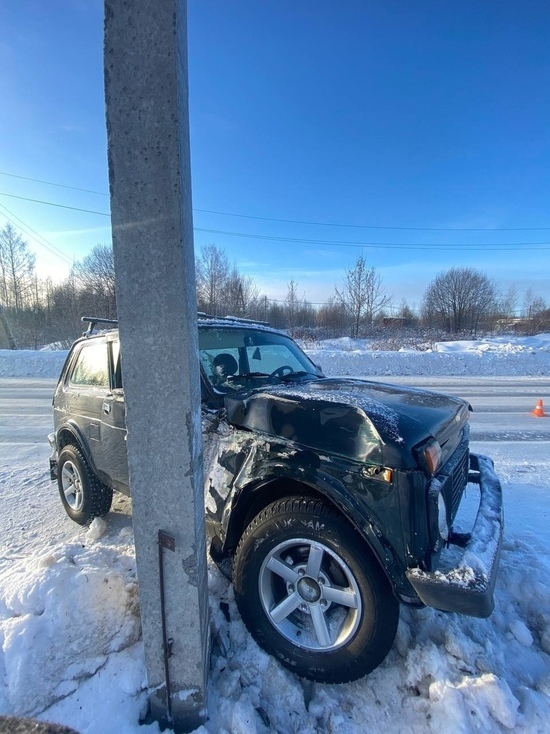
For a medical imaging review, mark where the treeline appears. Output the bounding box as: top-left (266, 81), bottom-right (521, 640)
top-left (1, 223), bottom-right (549, 349)
top-left (0, 224), bottom-right (116, 348)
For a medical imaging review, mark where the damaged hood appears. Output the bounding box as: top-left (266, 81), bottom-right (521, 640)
top-left (224, 378), bottom-right (470, 468)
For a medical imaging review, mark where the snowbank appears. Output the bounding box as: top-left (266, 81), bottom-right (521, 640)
top-left (0, 529), bottom-right (140, 717)
top-left (1, 333), bottom-right (550, 380)
top-left (0, 349), bottom-right (68, 378)
top-left (306, 334), bottom-right (550, 377)
top-left (1, 506), bottom-right (549, 733)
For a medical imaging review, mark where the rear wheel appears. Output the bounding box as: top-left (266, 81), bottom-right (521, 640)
top-left (233, 497), bottom-right (399, 683)
top-left (57, 444), bottom-right (113, 525)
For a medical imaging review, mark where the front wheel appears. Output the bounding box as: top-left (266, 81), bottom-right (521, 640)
top-left (57, 444), bottom-right (113, 525)
top-left (233, 497), bottom-right (399, 683)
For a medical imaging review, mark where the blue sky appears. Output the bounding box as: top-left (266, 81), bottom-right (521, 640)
top-left (1, 0), bottom-right (549, 311)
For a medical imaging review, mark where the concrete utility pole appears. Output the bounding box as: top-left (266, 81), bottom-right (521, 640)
top-left (104, 1), bottom-right (209, 731)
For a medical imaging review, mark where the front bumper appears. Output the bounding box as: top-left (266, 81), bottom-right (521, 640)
top-left (406, 453), bottom-right (503, 618)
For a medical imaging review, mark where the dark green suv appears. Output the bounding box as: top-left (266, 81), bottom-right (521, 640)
top-left (49, 315), bottom-right (503, 684)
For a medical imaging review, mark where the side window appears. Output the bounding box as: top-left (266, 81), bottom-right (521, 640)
top-left (70, 342), bottom-right (109, 388)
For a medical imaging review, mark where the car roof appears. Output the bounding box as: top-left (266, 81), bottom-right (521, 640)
top-left (78, 314), bottom-right (283, 343)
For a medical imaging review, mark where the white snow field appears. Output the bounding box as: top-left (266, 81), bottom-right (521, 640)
top-left (0, 335), bottom-right (549, 734)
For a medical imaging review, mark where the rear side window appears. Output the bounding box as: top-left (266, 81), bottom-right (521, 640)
top-left (70, 342), bottom-right (109, 388)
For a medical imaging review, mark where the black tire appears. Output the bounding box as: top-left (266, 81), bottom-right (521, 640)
top-left (57, 444), bottom-right (113, 525)
top-left (233, 497), bottom-right (399, 684)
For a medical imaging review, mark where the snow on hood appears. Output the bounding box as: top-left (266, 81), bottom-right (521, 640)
top-left (229, 378), bottom-right (401, 438)
top-left (225, 377), bottom-right (468, 466)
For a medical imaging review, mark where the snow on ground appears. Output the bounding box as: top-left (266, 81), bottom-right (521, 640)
top-left (0, 336), bottom-right (549, 734)
top-left (0, 349), bottom-right (67, 379)
top-left (1, 333), bottom-right (550, 380)
top-left (306, 333), bottom-right (550, 378)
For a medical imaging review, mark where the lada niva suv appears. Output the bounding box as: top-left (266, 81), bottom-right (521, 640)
top-left (49, 315), bottom-right (503, 684)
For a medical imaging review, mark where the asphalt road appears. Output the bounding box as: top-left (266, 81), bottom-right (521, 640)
top-left (0, 378), bottom-right (57, 446)
top-left (0, 378), bottom-right (131, 571)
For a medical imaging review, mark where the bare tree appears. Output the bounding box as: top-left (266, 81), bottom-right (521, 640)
top-left (499, 285), bottom-right (518, 320)
top-left (522, 288), bottom-right (546, 319)
top-left (280, 280), bottom-right (315, 330)
top-left (422, 267), bottom-right (497, 334)
top-left (195, 244), bottom-right (231, 314)
top-left (196, 244), bottom-right (264, 318)
top-left (317, 296), bottom-right (348, 335)
top-left (334, 255), bottom-right (390, 337)
top-left (266, 301), bottom-right (285, 329)
top-left (285, 280), bottom-right (301, 328)
top-left (48, 272), bottom-right (83, 343)
top-left (225, 269), bottom-right (259, 317)
top-left (72, 244), bottom-right (117, 318)
top-left (521, 289), bottom-right (547, 334)
top-left (0, 223), bottom-right (36, 311)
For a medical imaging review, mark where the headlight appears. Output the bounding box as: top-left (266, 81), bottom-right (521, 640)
top-left (416, 438), bottom-right (442, 476)
top-left (437, 492), bottom-right (449, 541)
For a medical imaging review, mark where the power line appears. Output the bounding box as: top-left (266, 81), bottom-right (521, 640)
top-left (1, 168), bottom-right (549, 232)
top-left (0, 202), bottom-right (73, 265)
top-left (0, 191), bottom-right (550, 252)
top-left (3, 189), bottom-right (550, 251)
top-left (0, 202), bottom-right (73, 262)
top-left (195, 228), bottom-right (550, 251)
top-left (0, 191), bottom-right (110, 217)
top-left (0, 170), bottom-right (108, 197)
top-left (195, 208), bottom-right (550, 232)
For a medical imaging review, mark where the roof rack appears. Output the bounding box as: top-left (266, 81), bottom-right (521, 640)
top-left (81, 316), bottom-right (119, 337)
top-left (197, 312), bottom-right (270, 327)
top-left (82, 313), bottom-right (271, 337)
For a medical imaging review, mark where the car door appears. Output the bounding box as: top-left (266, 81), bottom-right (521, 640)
top-left (65, 339), bottom-right (111, 473)
top-left (100, 337), bottom-right (129, 490)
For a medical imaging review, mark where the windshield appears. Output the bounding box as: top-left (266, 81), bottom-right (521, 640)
top-left (199, 327), bottom-right (320, 393)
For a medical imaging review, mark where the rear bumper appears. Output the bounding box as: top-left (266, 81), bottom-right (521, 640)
top-left (406, 453), bottom-right (503, 618)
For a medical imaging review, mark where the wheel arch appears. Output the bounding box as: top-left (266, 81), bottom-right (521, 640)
top-left (56, 422), bottom-right (100, 478)
top-left (223, 474), bottom-right (407, 598)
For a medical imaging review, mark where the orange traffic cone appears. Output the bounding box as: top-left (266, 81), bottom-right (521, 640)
top-left (530, 399), bottom-right (547, 417)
